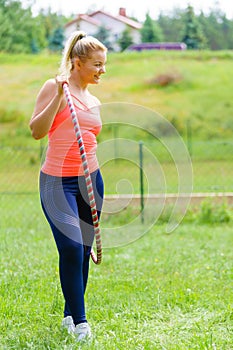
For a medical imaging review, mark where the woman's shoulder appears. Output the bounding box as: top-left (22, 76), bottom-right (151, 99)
top-left (43, 78), bottom-right (56, 90)
top-left (37, 78), bottom-right (57, 99)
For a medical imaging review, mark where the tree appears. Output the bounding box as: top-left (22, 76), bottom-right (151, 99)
top-left (0, 0), bottom-right (46, 53)
top-left (31, 38), bottom-right (40, 54)
top-left (221, 15), bottom-right (233, 50)
top-left (140, 12), bottom-right (163, 42)
top-left (118, 28), bottom-right (133, 51)
top-left (94, 25), bottom-right (112, 50)
top-left (0, 6), bottom-right (13, 51)
top-left (198, 5), bottom-right (233, 50)
top-left (48, 27), bottom-right (64, 52)
top-left (181, 5), bottom-right (206, 49)
top-left (0, 0), bottom-right (69, 53)
top-left (158, 8), bottom-right (186, 42)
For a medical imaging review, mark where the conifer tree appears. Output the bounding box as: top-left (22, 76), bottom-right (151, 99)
top-left (48, 27), bottom-right (64, 52)
top-left (141, 12), bottom-right (163, 42)
top-left (118, 28), bottom-right (133, 51)
top-left (181, 5), bottom-right (206, 49)
top-left (94, 25), bottom-right (112, 50)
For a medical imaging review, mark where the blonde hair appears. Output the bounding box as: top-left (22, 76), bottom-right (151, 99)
top-left (59, 30), bottom-right (107, 79)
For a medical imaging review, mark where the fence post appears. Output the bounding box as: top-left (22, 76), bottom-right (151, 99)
top-left (139, 141), bottom-right (144, 224)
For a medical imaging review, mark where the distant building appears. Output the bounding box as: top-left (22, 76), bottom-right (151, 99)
top-left (64, 8), bottom-right (142, 52)
top-left (127, 42), bottom-right (187, 51)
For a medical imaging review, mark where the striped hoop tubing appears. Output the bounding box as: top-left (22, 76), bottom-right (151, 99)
top-left (62, 82), bottom-right (102, 265)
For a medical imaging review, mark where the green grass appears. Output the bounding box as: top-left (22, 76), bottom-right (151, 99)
top-left (1, 51), bottom-right (233, 349)
top-left (0, 50), bottom-right (233, 193)
top-left (1, 195), bottom-right (233, 349)
top-left (1, 50), bottom-right (233, 140)
top-left (1, 50), bottom-right (233, 194)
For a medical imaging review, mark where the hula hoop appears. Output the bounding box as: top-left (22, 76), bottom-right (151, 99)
top-left (62, 82), bottom-right (102, 265)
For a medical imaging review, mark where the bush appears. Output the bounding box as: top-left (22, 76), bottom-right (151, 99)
top-left (149, 70), bottom-right (183, 87)
top-left (197, 199), bottom-right (232, 224)
top-left (157, 199), bottom-right (232, 225)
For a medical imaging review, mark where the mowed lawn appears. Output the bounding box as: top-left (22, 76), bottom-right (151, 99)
top-left (1, 200), bottom-right (233, 349)
top-left (1, 51), bottom-right (233, 349)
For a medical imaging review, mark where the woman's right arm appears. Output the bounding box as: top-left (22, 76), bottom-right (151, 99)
top-left (29, 78), bottom-right (65, 140)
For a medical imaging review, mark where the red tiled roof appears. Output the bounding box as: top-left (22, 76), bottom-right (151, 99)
top-left (78, 14), bottom-right (101, 26)
top-left (65, 10), bottom-right (142, 30)
top-left (90, 10), bottom-right (142, 29)
top-left (65, 14), bottom-right (101, 27)
top-left (116, 14), bottom-right (142, 29)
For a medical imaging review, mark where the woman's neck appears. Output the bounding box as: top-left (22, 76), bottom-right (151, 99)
top-left (69, 74), bottom-right (88, 93)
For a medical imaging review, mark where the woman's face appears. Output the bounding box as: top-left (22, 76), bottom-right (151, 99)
top-left (78, 50), bottom-right (107, 85)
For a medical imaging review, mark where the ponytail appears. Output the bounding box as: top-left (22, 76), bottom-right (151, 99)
top-left (59, 31), bottom-right (87, 79)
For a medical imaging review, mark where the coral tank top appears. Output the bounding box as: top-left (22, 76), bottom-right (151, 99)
top-left (41, 99), bottom-right (102, 177)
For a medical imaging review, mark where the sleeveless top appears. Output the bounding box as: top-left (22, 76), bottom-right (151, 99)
top-left (41, 97), bottom-right (102, 177)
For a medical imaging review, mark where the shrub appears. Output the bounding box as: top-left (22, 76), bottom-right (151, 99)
top-left (197, 199), bottom-right (232, 224)
top-left (149, 70), bottom-right (183, 87)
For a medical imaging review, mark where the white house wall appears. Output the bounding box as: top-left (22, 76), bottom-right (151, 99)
top-left (91, 13), bottom-right (141, 50)
top-left (64, 12), bottom-right (142, 51)
top-left (65, 21), bottom-right (99, 41)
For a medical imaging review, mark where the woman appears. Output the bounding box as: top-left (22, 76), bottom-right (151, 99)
top-left (29, 31), bottom-right (107, 342)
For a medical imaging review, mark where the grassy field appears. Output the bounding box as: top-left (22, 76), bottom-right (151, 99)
top-left (1, 51), bottom-right (233, 350)
top-left (0, 50), bottom-right (233, 194)
top-left (1, 198), bottom-right (233, 349)
top-left (1, 50), bottom-right (233, 141)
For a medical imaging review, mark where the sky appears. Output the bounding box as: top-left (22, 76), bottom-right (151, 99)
top-left (23, 0), bottom-right (233, 20)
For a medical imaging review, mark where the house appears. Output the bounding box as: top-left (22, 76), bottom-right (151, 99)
top-left (64, 8), bottom-right (142, 52)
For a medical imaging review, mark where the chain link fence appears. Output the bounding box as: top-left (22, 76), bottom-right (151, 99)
top-left (1, 133), bottom-right (233, 227)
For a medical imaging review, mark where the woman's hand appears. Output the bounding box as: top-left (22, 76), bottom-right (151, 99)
top-left (55, 75), bottom-right (68, 96)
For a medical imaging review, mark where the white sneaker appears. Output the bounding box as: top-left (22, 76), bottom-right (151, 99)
top-left (74, 322), bottom-right (91, 342)
top-left (61, 316), bottom-right (75, 334)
